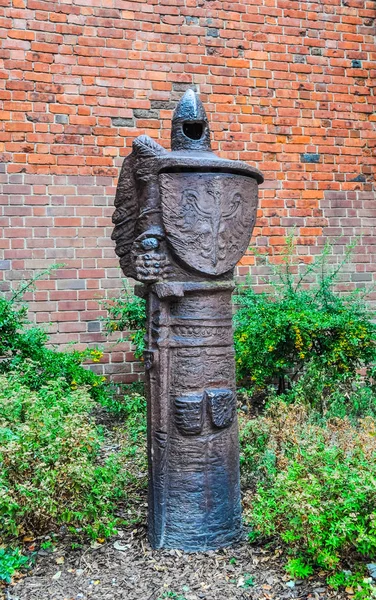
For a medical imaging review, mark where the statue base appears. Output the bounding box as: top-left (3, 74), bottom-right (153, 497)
top-left (136, 281), bottom-right (242, 551)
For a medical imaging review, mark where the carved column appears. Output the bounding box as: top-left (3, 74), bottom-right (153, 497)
top-left (112, 90), bottom-right (263, 551)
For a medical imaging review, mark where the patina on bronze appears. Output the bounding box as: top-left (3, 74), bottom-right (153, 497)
top-left (112, 90), bottom-right (263, 551)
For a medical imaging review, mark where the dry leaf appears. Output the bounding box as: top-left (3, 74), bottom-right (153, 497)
top-left (113, 541), bottom-right (129, 552)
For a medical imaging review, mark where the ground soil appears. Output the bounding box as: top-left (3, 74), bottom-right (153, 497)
top-left (5, 525), bottom-right (348, 600)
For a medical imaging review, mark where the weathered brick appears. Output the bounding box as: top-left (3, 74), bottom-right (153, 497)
top-left (57, 279), bottom-right (86, 290)
top-left (87, 321), bottom-right (101, 332)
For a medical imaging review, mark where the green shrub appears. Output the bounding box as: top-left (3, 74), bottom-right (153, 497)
top-left (99, 381), bottom-right (146, 417)
top-left (0, 372), bottom-right (145, 541)
top-left (0, 268), bottom-right (110, 404)
top-left (241, 400), bottom-right (376, 577)
top-left (327, 571), bottom-right (376, 599)
top-left (102, 283), bottom-right (146, 359)
top-left (234, 238), bottom-right (376, 415)
top-left (0, 269), bottom-right (148, 578)
top-left (0, 547), bottom-right (30, 584)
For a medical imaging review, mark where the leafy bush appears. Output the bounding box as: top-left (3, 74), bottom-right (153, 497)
top-left (240, 400), bottom-right (376, 578)
top-left (0, 547), bottom-right (30, 584)
top-left (99, 380), bottom-right (146, 416)
top-left (1, 271), bottom-right (149, 587)
top-left (102, 283), bottom-right (146, 359)
top-left (0, 372), bottom-right (145, 542)
top-left (327, 571), bottom-right (376, 599)
top-left (234, 238), bottom-right (376, 415)
top-left (0, 269), bottom-right (110, 404)
top-left (0, 270), bottom-right (147, 550)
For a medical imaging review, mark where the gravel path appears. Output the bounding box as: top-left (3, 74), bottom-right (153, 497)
top-left (6, 526), bottom-right (348, 600)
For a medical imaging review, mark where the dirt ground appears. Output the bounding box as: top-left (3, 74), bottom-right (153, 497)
top-left (5, 525), bottom-right (348, 600)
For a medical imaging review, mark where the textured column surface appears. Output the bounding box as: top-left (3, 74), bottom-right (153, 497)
top-left (144, 283), bottom-right (241, 550)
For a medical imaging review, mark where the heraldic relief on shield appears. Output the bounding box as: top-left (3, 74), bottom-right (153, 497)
top-left (111, 89), bottom-right (264, 551)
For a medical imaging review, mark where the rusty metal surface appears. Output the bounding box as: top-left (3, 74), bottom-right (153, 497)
top-left (112, 90), bottom-right (263, 551)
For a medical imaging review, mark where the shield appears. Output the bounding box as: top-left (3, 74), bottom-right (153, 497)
top-left (205, 388), bottom-right (236, 429)
top-left (174, 393), bottom-right (203, 436)
top-left (159, 172), bottom-right (258, 276)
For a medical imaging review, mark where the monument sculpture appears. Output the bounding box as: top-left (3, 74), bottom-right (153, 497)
top-left (112, 90), bottom-right (263, 551)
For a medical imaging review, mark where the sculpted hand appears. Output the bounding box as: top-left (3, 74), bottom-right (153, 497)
top-left (132, 236), bottom-right (171, 283)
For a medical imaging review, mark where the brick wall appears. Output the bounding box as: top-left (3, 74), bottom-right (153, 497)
top-left (0, 0), bottom-right (375, 381)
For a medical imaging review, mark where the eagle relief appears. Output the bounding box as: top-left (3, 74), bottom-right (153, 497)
top-left (160, 172), bottom-right (258, 276)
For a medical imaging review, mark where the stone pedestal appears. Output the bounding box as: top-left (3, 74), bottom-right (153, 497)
top-left (137, 282), bottom-right (240, 550)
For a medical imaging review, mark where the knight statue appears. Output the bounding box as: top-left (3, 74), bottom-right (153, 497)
top-left (112, 90), bottom-right (263, 551)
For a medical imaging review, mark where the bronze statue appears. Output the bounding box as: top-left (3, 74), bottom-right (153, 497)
top-left (112, 90), bottom-right (263, 551)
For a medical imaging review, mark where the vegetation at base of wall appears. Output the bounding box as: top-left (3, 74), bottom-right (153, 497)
top-left (0, 369), bottom-right (147, 582)
top-left (0, 373), bottom-right (143, 541)
top-left (234, 239), bottom-right (376, 594)
top-left (234, 237), bottom-right (376, 416)
top-left (102, 284), bottom-right (146, 359)
top-left (1, 247), bottom-right (376, 593)
top-left (240, 400), bottom-right (376, 596)
top-left (0, 267), bottom-right (111, 404)
top-left (0, 270), bottom-right (147, 583)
